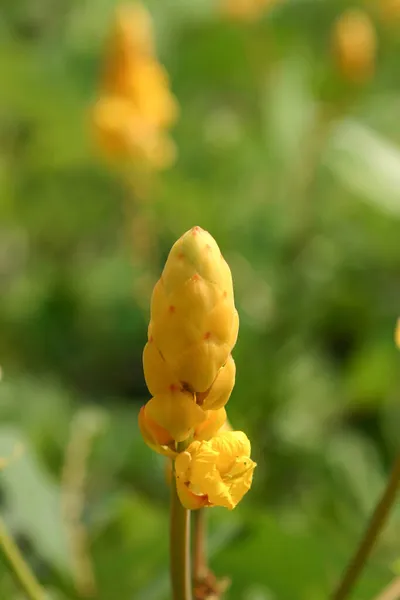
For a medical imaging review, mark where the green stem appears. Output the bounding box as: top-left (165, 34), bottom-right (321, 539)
top-left (331, 453), bottom-right (400, 600)
top-left (170, 472), bottom-right (192, 600)
top-left (193, 509), bottom-right (207, 583)
top-left (0, 516), bottom-right (46, 600)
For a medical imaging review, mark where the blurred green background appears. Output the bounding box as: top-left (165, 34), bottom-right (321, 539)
top-left (1, 0), bottom-right (400, 599)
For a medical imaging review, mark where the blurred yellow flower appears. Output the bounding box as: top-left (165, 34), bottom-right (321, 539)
top-left (395, 318), bottom-right (400, 348)
top-left (175, 431), bottom-right (256, 510)
top-left (220, 0), bottom-right (277, 21)
top-left (93, 3), bottom-right (178, 168)
top-left (378, 0), bottom-right (400, 22)
top-left (332, 9), bottom-right (377, 83)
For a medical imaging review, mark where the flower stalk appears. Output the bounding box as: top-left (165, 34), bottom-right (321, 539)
top-left (170, 442), bottom-right (192, 600)
top-left (331, 453), bottom-right (400, 600)
top-left (0, 516), bottom-right (46, 600)
top-left (193, 509), bottom-right (207, 583)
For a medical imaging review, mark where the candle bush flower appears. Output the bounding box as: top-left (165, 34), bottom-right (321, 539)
top-left (139, 225), bottom-right (255, 599)
top-left (139, 225), bottom-right (255, 506)
top-left (92, 3), bottom-right (178, 168)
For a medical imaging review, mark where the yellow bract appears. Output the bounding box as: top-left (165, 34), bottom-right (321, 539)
top-left (146, 391), bottom-right (206, 442)
top-left (197, 355), bottom-right (236, 411)
top-left (93, 2), bottom-right (178, 169)
top-left (175, 431), bottom-right (256, 510)
top-left (140, 405), bottom-right (227, 457)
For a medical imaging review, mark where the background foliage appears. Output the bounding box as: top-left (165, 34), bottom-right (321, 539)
top-left (1, 0), bottom-right (400, 599)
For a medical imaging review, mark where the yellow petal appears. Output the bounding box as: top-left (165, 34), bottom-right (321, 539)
top-left (211, 430), bottom-right (252, 472)
top-left (175, 477), bottom-right (208, 510)
top-left (194, 407), bottom-right (227, 441)
top-left (175, 431), bottom-right (256, 510)
top-left (146, 392), bottom-right (206, 442)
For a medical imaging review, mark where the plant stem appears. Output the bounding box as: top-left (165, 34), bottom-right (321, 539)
top-left (0, 516), bottom-right (46, 600)
top-left (193, 509), bottom-right (207, 582)
top-left (331, 453), bottom-right (400, 600)
top-left (170, 443), bottom-right (192, 600)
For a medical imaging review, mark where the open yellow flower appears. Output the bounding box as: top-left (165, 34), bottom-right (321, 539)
top-left (175, 431), bottom-right (256, 510)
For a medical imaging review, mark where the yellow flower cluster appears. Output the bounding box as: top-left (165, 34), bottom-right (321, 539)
top-left (139, 226), bottom-right (256, 509)
top-left (92, 3), bottom-right (178, 169)
top-left (332, 9), bottom-right (377, 83)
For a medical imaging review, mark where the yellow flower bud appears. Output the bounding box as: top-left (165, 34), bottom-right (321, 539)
top-left (142, 337), bottom-right (182, 396)
top-left (140, 227), bottom-right (239, 449)
top-left (220, 418), bottom-right (233, 432)
top-left (332, 9), bottom-right (377, 83)
top-left (147, 226), bottom-right (238, 394)
top-left (145, 391), bottom-right (206, 443)
top-left (197, 355), bottom-right (236, 411)
top-left (175, 431), bottom-right (256, 510)
top-left (193, 408), bottom-right (227, 441)
top-left (138, 405), bottom-right (176, 457)
top-left (143, 405), bottom-right (226, 458)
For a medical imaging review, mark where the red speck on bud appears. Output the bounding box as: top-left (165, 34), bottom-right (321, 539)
top-left (169, 305), bottom-right (176, 313)
top-left (204, 332), bottom-right (211, 340)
